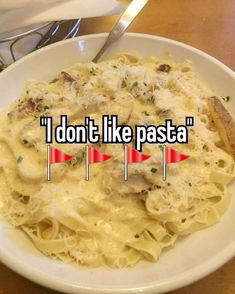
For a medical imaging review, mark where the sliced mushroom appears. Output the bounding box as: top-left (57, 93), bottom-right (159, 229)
top-left (208, 96), bottom-right (235, 158)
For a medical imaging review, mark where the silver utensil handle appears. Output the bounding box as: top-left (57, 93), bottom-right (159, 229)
top-left (92, 0), bottom-right (149, 63)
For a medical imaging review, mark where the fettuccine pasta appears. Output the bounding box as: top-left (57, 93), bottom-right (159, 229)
top-left (0, 53), bottom-right (234, 267)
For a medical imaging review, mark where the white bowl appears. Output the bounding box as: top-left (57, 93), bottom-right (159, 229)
top-left (0, 33), bottom-right (234, 294)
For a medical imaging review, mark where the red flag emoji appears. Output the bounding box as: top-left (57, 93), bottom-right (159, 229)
top-left (162, 145), bottom-right (189, 181)
top-left (88, 146), bottom-right (112, 164)
top-left (47, 145), bottom-right (73, 181)
top-left (85, 145), bottom-right (112, 180)
top-left (165, 146), bottom-right (189, 163)
top-left (124, 145), bottom-right (151, 181)
top-left (49, 146), bottom-right (73, 163)
top-left (127, 146), bottom-right (151, 163)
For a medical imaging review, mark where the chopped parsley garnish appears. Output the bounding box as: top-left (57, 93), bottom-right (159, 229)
top-left (113, 65), bottom-right (118, 69)
top-left (44, 105), bottom-right (50, 110)
top-left (69, 156), bottom-right (80, 167)
top-left (222, 96), bottom-right (230, 102)
top-left (17, 156), bottom-right (23, 163)
top-left (132, 81), bottom-right (138, 88)
top-left (158, 145), bottom-right (163, 151)
top-left (150, 95), bottom-right (155, 103)
top-left (90, 67), bottom-right (96, 75)
top-left (134, 234), bottom-right (140, 238)
top-left (22, 139), bottom-right (28, 145)
top-left (50, 78), bottom-right (59, 84)
top-left (153, 184), bottom-right (161, 189)
top-left (151, 167), bottom-right (157, 173)
top-left (142, 111), bottom-right (150, 116)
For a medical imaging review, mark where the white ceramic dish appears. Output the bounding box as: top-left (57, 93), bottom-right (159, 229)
top-left (0, 33), bottom-right (234, 294)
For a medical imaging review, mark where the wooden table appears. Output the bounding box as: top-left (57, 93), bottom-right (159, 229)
top-left (0, 0), bottom-right (234, 293)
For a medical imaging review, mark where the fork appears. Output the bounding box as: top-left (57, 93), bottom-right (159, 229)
top-left (92, 0), bottom-right (149, 63)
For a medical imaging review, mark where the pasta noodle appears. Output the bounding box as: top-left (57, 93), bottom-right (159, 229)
top-left (0, 52), bottom-right (234, 268)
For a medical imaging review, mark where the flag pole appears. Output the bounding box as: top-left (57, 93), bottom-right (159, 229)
top-left (47, 144), bottom-right (51, 181)
top-left (85, 144), bottom-right (89, 181)
top-left (162, 144), bottom-right (166, 181)
top-left (124, 144), bottom-right (128, 181)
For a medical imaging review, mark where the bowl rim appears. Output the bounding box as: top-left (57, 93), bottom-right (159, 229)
top-left (0, 32), bottom-right (234, 294)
